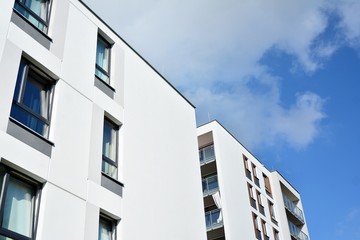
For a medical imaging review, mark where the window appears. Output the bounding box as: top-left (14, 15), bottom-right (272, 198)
top-left (14, 0), bottom-right (51, 32)
top-left (252, 164), bottom-right (260, 187)
top-left (243, 155), bottom-right (252, 180)
top-left (10, 58), bottom-right (55, 138)
top-left (261, 220), bottom-right (269, 240)
top-left (273, 229), bottom-right (280, 240)
top-left (257, 191), bottom-right (265, 216)
top-left (247, 184), bottom-right (256, 209)
top-left (0, 165), bottom-right (41, 240)
top-left (263, 174), bottom-right (272, 196)
top-left (96, 36), bottom-right (111, 84)
top-left (102, 118), bottom-right (118, 179)
top-left (268, 200), bottom-right (278, 225)
top-left (252, 213), bottom-right (261, 240)
top-left (99, 215), bottom-right (116, 240)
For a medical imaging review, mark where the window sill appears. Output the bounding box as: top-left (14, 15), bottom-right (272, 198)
top-left (94, 75), bottom-right (115, 99)
top-left (11, 9), bottom-right (52, 49)
top-left (101, 172), bottom-right (124, 197)
top-left (7, 117), bottom-right (54, 157)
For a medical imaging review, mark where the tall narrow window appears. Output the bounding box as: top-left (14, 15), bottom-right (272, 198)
top-left (263, 174), bottom-right (272, 196)
top-left (252, 164), bottom-right (260, 187)
top-left (243, 155), bottom-right (252, 180)
top-left (14, 0), bottom-right (51, 32)
top-left (252, 213), bottom-right (261, 240)
top-left (261, 220), bottom-right (269, 240)
top-left (248, 184), bottom-right (257, 209)
top-left (10, 58), bottom-right (55, 137)
top-left (102, 118), bottom-right (118, 179)
top-left (273, 229), bottom-right (280, 240)
top-left (0, 165), bottom-right (41, 240)
top-left (268, 200), bottom-right (278, 225)
top-left (99, 216), bottom-right (116, 240)
top-left (257, 191), bottom-right (265, 216)
top-left (96, 36), bottom-right (111, 84)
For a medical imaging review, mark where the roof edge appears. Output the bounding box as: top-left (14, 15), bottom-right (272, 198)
top-left (77, 0), bottom-right (195, 108)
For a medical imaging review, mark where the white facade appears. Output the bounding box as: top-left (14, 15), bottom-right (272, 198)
top-left (0, 1), bottom-right (206, 240)
top-left (198, 121), bottom-right (310, 240)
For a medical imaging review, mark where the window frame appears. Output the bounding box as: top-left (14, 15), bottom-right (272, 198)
top-left (98, 214), bottom-right (117, 240)
top-left (95, 35), bottom-right (112, 84)
top-left (268, 200), bottom-right (278, 225)
top-left (102, 118), bottom-right (119, 179)
top-left (243, 155), bottom-right (252, 180)
top-left (13, 0), bottom-right (52, 33)
top-left (0, 165), bottom-right (42, 240)
top-left (10, 58), bottom-right (55, 138)
top-left (252, 213), bottom-right (262, 240)
top-left (247, 183), bottom-right (257, 210)
top-left (263, 174), bottom-right (272, 197)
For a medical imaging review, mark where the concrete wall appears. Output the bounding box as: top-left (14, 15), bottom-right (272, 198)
top-left (0, 1), bottom-right (206, 240)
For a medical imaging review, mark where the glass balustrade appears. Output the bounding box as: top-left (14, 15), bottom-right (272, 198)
top-left (283, 195), bottom-right (305, 223)
top-left (199, 145), bottom-right (215, 164)
top-left (205, 209), bottom-right (223, 230)
top-left (288, 221), bottom-right (309, 240)
top-left (202, 175), bottom-right (219, 196)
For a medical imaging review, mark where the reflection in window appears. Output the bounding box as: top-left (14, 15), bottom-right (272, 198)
top-left (14, 0), bottom-right (51, 32)
top-left (0, 165), bottom-right (40, 240)
top-left (102, 119), bottom-right (118, 179)
top-left (10, 59), bottom-right (54, 137)
top-left (99, 216), bottom-right (116, 240)
top-left (96, 36), bottom-right (111, 84)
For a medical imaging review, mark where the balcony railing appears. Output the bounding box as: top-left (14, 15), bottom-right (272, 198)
top-left (202, 175), bottom-right (219, 196)
top-left (288, 221), bottom-right (309, 240)
top-left (199, 145), bottom-right (215, 164)
top-left (205, 209), bottom-right (223, 230)
top-left (284, 195), bottom-right (305, 223)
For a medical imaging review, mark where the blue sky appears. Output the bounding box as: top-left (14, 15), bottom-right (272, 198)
top-left (83, 0), bottom-right (360, 239)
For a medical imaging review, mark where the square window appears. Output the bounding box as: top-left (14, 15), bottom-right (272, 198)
top-left (99, 216), bottom-right (116, 240)
top-left (14, 0), bottom-right (52, 32)
top-left (96, 36), bottom-right (111, 84)
top-left (10, 59), bottom-right (55, 138)
top-left (102, 118), bottom-right (118, 179)
top-left (0, 165), bottom-right (41, 240)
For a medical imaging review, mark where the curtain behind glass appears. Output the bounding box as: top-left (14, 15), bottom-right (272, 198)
top-left (98, 220), bottom-right (112, 240)
top-left (2, 177), bottom-right (34, 238)
top-left (96, 38), bottom-right (110, 83)
top-left (103, 123), bottom-right (116, 161)
top-left (21, 0), bottom-right (48, 31)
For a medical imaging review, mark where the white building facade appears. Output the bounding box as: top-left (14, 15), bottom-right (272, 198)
top-left (198, 121), bottom-right (310, 240)
top-left (0, 0), bottom-right (207, 240)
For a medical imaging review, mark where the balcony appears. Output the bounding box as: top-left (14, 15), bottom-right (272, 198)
top-left (199, 145), bottom-right (215, 165)
top-left (205, 209), bottom-right (223, 230)
top-left (284, 195), bottom-right (305, 224)
top-left (288, 221), bottom-right (309, 240)
top-left (202, 175), bottom-right (219, 196)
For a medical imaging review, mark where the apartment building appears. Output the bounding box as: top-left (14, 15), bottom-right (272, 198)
top-left (0, 0), bottom-right (206, 240)
top-left (198, 121), bottom-right (310, 240)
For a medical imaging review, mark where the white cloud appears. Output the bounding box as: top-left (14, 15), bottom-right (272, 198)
top-left (337, 0), bottom-right (360, 47)
top-left (83, 0), bottom-right (360, 150)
